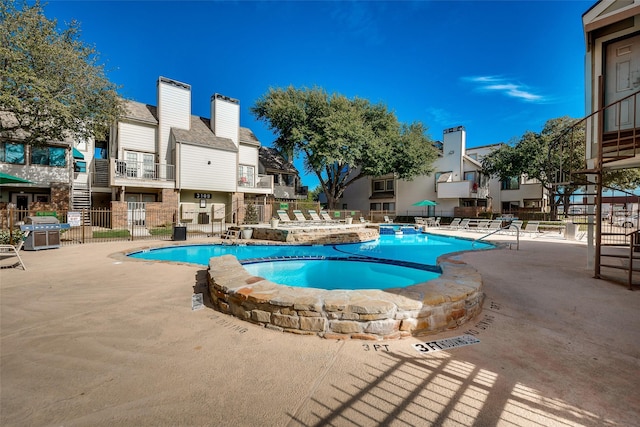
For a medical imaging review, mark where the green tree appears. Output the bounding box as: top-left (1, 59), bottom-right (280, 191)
top-left (251, 86), bottom-right (438, 209)
top-left (482, 117), bottom-right (586, 218)
top-left (0, 0), bottom-right (122, 145)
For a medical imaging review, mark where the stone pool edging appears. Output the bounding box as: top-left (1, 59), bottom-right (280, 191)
top-left (207, 254), bottom-right (484, 340)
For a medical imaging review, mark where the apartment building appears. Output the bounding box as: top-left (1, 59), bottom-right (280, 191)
top-left (338, 126), bottom-right (546, 218)
top-left (1, 77), bottom-right (274, 226)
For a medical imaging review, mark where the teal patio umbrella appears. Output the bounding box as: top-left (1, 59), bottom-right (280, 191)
top-left (0, 172), bottom-right (32, 184)
top-left (412, 199), bottom-right (437, 207)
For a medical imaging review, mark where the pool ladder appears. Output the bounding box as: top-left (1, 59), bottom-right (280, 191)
top-left (472, 224), bottom-right (520, 250)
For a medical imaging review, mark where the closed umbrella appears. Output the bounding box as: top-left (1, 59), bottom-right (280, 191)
top-left (0, 172), bottom-right (32, 184)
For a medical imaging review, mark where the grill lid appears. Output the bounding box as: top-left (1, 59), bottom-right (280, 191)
top-left (25, 215), bottom-right (60, 225)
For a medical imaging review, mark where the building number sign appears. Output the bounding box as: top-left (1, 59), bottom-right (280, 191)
top-left (195, 193), bottom-right (212, 199)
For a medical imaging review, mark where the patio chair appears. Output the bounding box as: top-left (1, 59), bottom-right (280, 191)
top-left (458, 219), bottom-right (471, 229)
top-left (445, 218), bottom-right (461, 228)
top-left (431, 217), bottom-right (441, 227)
top-left (415, 217), bottom-right (425, 225)
top-left (308, 210), bottom-right (324, 223)
top-left (384, 215), bottom-right (394, 224)
top-left (522, 221), bottom-right (541, 236)
top-left (319, 211), bottom-right (336, 222)
top-left (359, 217), bottom-right (370, 223)
top-left (0, 235), bottom-right (27, 270)
top-left (506, 220), bottom-right (523, 234)
top-left (473, 220), bottom-right (491, 232)
top-left (487, 220), bottom-right (502, 232)
top-left (291, 210), bottom-right (309, 223)
top-left (277, 209), bottom-right (295, 224)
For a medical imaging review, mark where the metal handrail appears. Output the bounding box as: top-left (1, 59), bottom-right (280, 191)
top-left (626, 229), bottom-right (640, 290)
top-left (472, 224), bottom-right (520, 251)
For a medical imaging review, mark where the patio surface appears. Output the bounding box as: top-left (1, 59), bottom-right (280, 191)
top-left (1, 229), bottom-right (639, 426)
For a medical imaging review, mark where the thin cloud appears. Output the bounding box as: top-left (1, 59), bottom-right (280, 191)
top-left (463, 76), bottom-right (546, 103)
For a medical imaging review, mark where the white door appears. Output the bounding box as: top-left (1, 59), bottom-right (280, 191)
top-left (604, 34), bottom-right (640, 132)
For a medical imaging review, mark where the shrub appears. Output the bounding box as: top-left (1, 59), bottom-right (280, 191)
top-left (0, 229), bottom-right (24, 246)
top-left (244, 202), bottom-right (259, 224)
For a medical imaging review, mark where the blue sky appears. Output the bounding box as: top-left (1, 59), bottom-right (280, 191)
top-left (44, 0), bottom-right (593, 190)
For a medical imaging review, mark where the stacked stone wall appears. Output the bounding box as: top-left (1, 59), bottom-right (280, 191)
top-left (207, 254), bottom-right (484, 340)
top-left (252, 225), bottom-right (379, 244)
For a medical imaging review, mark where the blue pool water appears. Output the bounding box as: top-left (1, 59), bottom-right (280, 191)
top-left (128, 234), bottom-right (492, 290)
top-left (243, 259), bottom-right (440, 290)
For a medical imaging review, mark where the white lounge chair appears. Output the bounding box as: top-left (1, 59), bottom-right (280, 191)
top-left (319, 211), bottom-right (336, 222)
top-left (359, 217), bottom-right (370, 223)
top-left (458, 219), bottom-right (471, 229)
top-left (384, 215), bottom-right (394, 224)
top-left (506, 220), bottom-right (523, 234)
top-left (277, 209), bottom-right (295, 224)
top-left (487, 220), bottom-right (502, 232)
top-left (308, 210), bottom-right (324, 223)
top-left (445, 218), bottom-right (461, 228)
top-left (522, 221), bottom-right (541, 236)
top-left (0, 235), bottom-right (27, 270)
top-left (292, 210), bottom-right (308, 223)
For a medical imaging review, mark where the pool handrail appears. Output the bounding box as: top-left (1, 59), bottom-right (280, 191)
top-left (472, 224), bottom-right (520, 250)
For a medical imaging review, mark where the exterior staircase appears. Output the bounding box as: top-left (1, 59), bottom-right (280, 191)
top-left (71, 182), bottom-right (92, 225)
top-left (549, 87), bottom-right (640, 289)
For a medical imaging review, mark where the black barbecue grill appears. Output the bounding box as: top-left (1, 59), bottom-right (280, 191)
top-left (20, 216), bottom-right (70, 250)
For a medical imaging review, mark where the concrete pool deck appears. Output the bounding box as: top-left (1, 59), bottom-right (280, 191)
top-left (1, 231), bottom-right (639, 425)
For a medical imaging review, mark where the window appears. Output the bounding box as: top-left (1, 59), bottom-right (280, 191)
top-left (524, 199), bottom-right (541, 208)
top-left (501, 176), bottom-right (520, 190)
top-left (238, 165), bottom-right (255, 187)
top-left (0, 142), bottom-right (25, 164)
top-left (30, 146), bottom-right (66, 167)
top-left (373, 179), bottom-right (394, 192)
top-left (371, 202), bottom-right (395, 211)
top-left (464, 171), bottom-right (476, 182)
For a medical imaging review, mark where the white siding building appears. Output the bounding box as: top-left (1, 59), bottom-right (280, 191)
top-left (339, 126), bottom-right (546, 220)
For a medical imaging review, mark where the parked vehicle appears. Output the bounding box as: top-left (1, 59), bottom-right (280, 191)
top-left (613, 214), bottom-right (638, 228)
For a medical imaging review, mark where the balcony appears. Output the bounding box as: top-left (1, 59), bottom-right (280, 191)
top-left (237, 174), bottom-right (274, 195)
top-left (109, 159), bottom-right (175, 189)
top-left (273, 184), bottom-right (308, 199)
top-left (437, 180), bottom-right (488, 199)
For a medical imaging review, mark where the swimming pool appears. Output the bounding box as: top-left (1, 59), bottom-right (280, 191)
top-left (128, 234), bottom-right (492, 290)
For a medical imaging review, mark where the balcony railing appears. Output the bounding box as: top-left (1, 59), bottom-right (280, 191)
top-left (237, 174), bottom-right (274, 192)
top-left (437, 180), bottom-right (487, 199)
top-left (114, 159), bottom-right (175, 181)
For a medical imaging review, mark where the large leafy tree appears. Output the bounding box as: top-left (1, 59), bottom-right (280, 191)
top-left (251, 86), bottom-right (438, 208)
top-left (482, 117), bottom-right (585, 218)
top-left (0, 0), bottom-right (122, 145)
top-left (482, 116), bottom-right (640, 218)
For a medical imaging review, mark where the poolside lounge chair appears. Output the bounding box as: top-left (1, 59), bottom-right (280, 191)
top-left (359, 217), bottom-right (370, 223)
top-left (431, 217), bottom-right (441, 227)
top-left (445, 218), bottom-right (461, 228)
top-left (384, 215), bottom-right (394, 224)
top-left (458, 219), bottom-right (471, 229)
top-left (415, 217), bottom-right (425, 225)
top-left (319, 211), bottom-right (336, 222)
top-left (474, 220), bottom-right (491, 232)
top-left (522, 221), bottom-right (541, 236)
top-left (308, 210), bottom-right (324, 223)
top-left (506, 220), bottom-right (523, 234)
top-left (487, 220), bottom-right (502, 232)
top-left (292, 210), bottom-right (308, 223)
top-left (277, 210), bottom-right (295, 224)
top-left (0, 236), bottom-right (27, 270)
